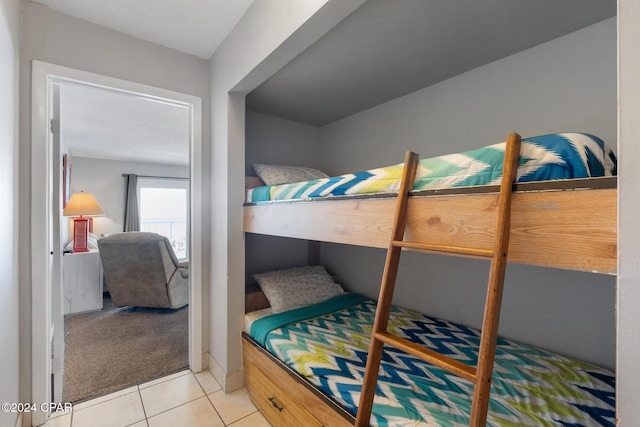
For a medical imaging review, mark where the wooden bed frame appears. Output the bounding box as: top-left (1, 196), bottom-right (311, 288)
top-left (244, 177), bottom-right (617, 274)
top-left (243, 334), bottom-right (354, 426)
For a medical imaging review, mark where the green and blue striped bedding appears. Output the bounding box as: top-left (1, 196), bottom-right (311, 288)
top-left (249, 294), bottom-right (615, 426)
top-left (246, 133), bottom-right (617, 203)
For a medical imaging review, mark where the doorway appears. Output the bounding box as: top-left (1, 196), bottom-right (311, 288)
top-left (31, 60), bottom-right (203, 426)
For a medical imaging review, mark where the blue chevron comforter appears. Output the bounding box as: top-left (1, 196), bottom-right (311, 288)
top-left (249, 294), bottom-right (615, 426)
top-left (246, 133), bottom-right (617, 203)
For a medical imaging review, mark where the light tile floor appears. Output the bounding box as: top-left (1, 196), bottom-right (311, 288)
top-left (43, 370), bottom-right (271, 427)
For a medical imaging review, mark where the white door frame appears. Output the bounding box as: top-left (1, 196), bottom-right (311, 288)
top-left (50, 82), bottom-right (64, 404)
top-left (31, 60), bottom-right (203, 425)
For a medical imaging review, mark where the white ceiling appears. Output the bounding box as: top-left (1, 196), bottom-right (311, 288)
top-left (60, 83), bottom-right (190, 166)
top-left (39, 0), bottom-right (256, 166)
top-left (31, 0), bottom-right (256, 59)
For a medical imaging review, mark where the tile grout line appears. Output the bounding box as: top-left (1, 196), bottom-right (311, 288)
top-left (204, 388), bottom-right (260, 426)
top-left (225, 409), bottom-right (260, 427)
top-left (140, 372), bottom-right (209, 422)
top-left (204, 391), bottom-right (227, 425)
top-left (135, 370), bottom-right (194, 423)
top-left (137, 385), bottom-right (149, 425)
top-left (194, 372), bottom-right (227, 425)
top-left (137, 369), bottom-right (191, 391)
top-left (71, 386), bottom-right (140, 413)
top-left (65, 370), bottom-right (241, 427)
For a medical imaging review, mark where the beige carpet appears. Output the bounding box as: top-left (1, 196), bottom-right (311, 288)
top-left (63, 297), bottom-right (188, 403)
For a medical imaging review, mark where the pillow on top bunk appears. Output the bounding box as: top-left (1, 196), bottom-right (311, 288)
top-left (252, 163), bottom-right (329, 185)
top-left (253, 265), bottom-right (344, 313)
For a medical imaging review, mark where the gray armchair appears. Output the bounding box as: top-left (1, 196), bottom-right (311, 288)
top-left (98, 232), bottom-right (189, 309)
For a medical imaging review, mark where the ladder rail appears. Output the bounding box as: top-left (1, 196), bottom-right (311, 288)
top-left (469, 132), bottom-right (521, 426)
top-left (374, 332), bottom-right (477, 383)
top-left (392, 240), bottom-right (494, 258)
top-left (356, 151), bottom-right (419, 426)
top-left (355, 133), bottom-right (522, 427)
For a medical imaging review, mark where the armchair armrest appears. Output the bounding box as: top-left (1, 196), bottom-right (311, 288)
top-left (178, 260), bottom-right (189, 279)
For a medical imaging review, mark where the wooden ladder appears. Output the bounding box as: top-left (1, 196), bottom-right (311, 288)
top-left (355, 132), bottom-right (522, 427)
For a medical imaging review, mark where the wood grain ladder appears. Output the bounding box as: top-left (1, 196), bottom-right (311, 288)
top-left (355, 132), bottom-right (522, 427)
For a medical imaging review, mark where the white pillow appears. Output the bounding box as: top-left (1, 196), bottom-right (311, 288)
top-left (253, 265), bottom-right (344, 313)
top-left (252, 163), bottom-right (329, 185)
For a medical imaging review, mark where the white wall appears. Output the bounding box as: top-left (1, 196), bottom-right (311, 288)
top-left (0, 0), bottom-right (20, 426)
top-left (69, 157), bottom-right (189, 238)
top-left (318, 19), bottom-right (617, 370)
top-left (618, 1), bottom-right (640, 423)
top-left (19, 1), bottom-right (210, 406)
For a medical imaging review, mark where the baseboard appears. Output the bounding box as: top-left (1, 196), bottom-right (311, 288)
top-left (207, 354), bottom-right (225, 389)
top-left (207, 353), bottom-right (244, 393)
top-left (226, 368), bottom-right (244, 392)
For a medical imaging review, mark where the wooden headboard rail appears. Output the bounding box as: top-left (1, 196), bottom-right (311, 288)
top-left (245, 176), bottom-right (265, 190)
top-left (245, 283), bottom-right (270, 313)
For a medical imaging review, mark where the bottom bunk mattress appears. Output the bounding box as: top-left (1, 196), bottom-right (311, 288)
top-left (246, 293), bottom-right (615, 426)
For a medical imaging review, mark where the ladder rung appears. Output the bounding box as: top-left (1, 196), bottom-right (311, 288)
top-left (374, 332), bottom-right (477, 383)
top-left (392, 240), bottom-right (494, 258)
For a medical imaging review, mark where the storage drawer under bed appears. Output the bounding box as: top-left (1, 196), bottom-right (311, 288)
top-left (245, 361), bottom-right (322, 426)
top-left (242, 335), bottom-right (354, 427)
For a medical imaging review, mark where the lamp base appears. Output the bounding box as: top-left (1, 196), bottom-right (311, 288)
top-left (73, 217), bottom-right (89, 252)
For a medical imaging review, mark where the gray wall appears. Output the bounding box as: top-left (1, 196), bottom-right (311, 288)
top-left (245, 111), bottom-right (320, 281)
top-left (318, 19), bottom-right (617, 369)
top-left (245, 110), bottom-right (320, 175)
top-left (319, 18), bottom-right (617, 175)
top-left (0, 0), bottom-right (20, 426)
top-left (19, 1), bottom-right (211, 404)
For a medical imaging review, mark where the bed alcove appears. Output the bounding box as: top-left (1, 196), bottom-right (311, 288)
top-left (241, 1), bottom-right (617, 425)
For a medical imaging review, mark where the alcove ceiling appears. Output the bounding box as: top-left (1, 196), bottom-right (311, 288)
top-left (246, 0), bottom-right (616, 127)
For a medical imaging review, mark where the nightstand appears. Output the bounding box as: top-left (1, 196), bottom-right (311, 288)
top-left (63, 249), bottom-right (104, 315)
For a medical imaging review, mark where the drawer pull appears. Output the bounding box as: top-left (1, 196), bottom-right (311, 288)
top-left (269, 397), bottom-right (284, 412)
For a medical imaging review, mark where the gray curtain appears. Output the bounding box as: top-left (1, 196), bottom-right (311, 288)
top-left (124, 174), bottom-right (140, 232)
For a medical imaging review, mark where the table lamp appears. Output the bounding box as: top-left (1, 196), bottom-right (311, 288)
top-left (63, 192), bottom-right (104, 252)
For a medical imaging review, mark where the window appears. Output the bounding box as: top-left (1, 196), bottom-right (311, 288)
top-left (138, 178), bottom-right (189, 260)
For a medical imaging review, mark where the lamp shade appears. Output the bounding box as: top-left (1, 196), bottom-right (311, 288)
top-left (63, 192), bottom-right (104, 217)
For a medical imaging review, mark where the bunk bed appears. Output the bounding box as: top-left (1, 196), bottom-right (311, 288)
top-left (245, 132), bottom-right (617, 274)
top-left (242, 132), bottom-right (617, 426)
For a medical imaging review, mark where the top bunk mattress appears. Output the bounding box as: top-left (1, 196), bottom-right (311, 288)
top-left (246, 133), bottom-right (617, 203)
